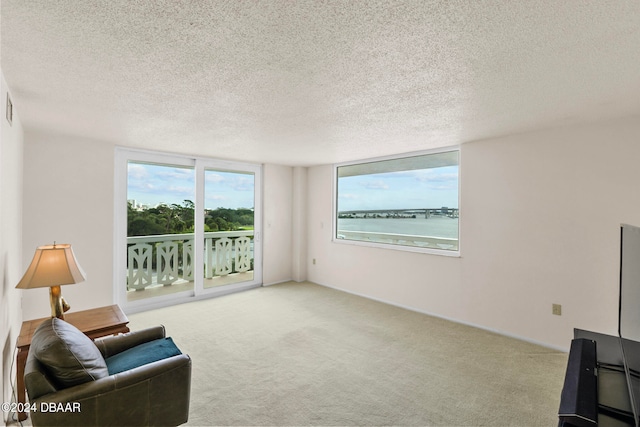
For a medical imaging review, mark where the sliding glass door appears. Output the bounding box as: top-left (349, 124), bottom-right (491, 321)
top-left (202, 167), bottom-right (257, 289)
top-left (126, 161), bottom-right (196, 303)
top-left (115, 149), bottom-right (262, 312)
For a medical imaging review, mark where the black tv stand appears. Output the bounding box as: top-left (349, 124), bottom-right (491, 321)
top-left (559, 329), bottom-right (637, 427)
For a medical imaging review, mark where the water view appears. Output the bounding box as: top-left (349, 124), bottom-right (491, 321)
top-left (337, 216), bottom-right (458, 239)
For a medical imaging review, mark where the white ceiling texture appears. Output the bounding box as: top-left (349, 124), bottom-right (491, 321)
top-left (1, 1), bottom-right (639, 166)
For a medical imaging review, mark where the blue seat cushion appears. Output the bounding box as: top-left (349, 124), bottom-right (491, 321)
top-left (105, 337), bottom-right (182, 375)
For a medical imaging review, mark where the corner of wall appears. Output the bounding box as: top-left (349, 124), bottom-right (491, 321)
top-left (262, 164), bottom-right (294, 285)
top-left (1, 69), bottom-right (25, 423)
top-left (292, 166), bottom-right (308, 282)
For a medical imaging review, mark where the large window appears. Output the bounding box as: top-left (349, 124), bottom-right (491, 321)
top-left (334, 149), bottom-right (459, 255)
top-left (115, 149), bottom-right (262, 312)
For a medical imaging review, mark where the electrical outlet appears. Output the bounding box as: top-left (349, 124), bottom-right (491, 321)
top-left (552, 304), bottom-right (562, 316)
top-left (312, 258), bottom-right (316, 265)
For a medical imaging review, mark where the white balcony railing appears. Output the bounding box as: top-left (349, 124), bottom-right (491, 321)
top-left (127, 231), bottom-right (254, 291)
top-left (336, 230), bottom-right (458, 251)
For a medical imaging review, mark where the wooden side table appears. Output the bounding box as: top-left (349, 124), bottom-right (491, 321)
top-left (16, 304), bottom-right (130, 421)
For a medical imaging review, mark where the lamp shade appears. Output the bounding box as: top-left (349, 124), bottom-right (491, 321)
top-left (16, 244), bottom-right (86, 289)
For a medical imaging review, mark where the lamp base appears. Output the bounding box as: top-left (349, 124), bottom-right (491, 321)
top-left (49, 285), bottom-right (71, 320)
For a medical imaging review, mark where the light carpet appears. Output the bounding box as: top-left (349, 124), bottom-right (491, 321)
top-left (128, 281), bottom-right (567, 426)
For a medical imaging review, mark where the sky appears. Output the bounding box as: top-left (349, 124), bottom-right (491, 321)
top-left (128, 162), bottom-right (255, 209)
top-left (128, 162), bottom-right (458, 212)
top-left (337, 165), bottom-right (459, 212)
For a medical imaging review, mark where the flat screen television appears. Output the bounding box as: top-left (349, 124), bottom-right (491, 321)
top-left (562, 225), bottom-right (640, 426)
top-left (619, 223), bottom-right (640, 426)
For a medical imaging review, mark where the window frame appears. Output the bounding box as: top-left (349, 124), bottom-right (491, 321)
top-left (332, 147), bottom-right (461, 257)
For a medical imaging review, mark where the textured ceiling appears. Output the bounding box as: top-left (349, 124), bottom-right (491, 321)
top-left (2, 1), bottom-right (640, 166)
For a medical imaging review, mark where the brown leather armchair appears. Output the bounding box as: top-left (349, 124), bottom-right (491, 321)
top-left (24, 321), bottom-right (191, 426)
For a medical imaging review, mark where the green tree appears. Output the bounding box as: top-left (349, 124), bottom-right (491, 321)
top-left (129, 203), bottom-right (252, 236)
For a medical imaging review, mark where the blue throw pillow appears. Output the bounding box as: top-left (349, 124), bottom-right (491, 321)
top-left (105, 337), bottom-right (182, 375)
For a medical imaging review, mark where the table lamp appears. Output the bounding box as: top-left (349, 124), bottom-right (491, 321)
top-left (16, 243), bottom-right (86, 320)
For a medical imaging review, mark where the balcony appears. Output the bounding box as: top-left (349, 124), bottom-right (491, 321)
top-left (126, 230), bottom-right (254, 301)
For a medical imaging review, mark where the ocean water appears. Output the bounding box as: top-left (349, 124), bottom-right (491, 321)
top-left (337, 216), bottom-right (458, 238)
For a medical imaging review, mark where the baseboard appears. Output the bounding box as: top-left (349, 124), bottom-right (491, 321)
top-left (262, 278), bottom-right (296, 287)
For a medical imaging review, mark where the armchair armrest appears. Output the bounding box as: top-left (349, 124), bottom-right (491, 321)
top-left (94, 325), bottom-right (166, 358)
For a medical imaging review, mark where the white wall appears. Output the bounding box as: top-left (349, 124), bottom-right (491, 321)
top-left (21, 135), bottom-right (295, 317)
top-left (307, 117), bottom-right (640, 350)
top-left (263, 164), bottom-right (294, 285)
top-left (21, 132), bottom-right (115, 320)
top-left (291, 167), bottom-right (308, 282)
top-left (1, 70), bottom-right (24, 421)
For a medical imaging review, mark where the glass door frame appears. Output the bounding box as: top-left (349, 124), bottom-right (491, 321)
top-left (114, 147), bottom-right (263, 314)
